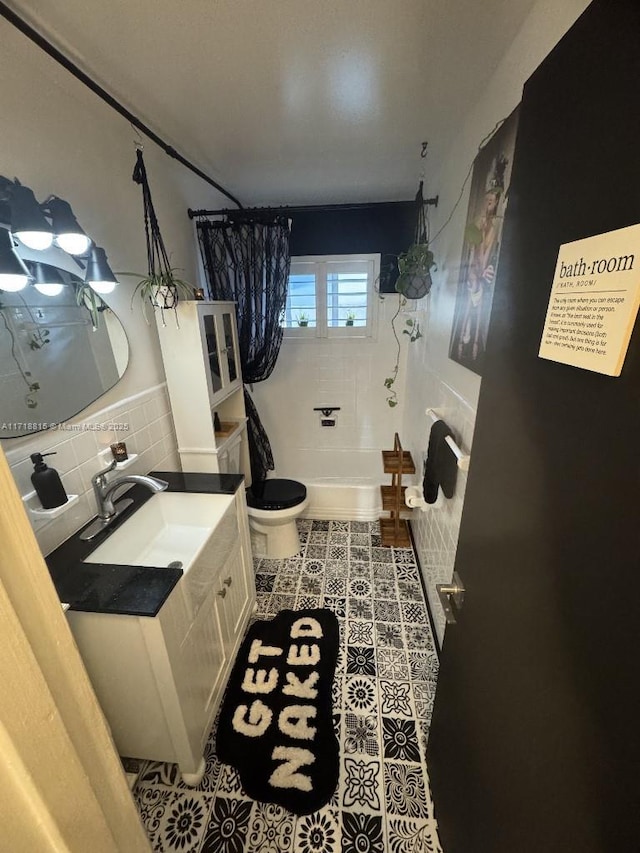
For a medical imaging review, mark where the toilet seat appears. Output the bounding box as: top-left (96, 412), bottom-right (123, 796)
top-left (246, 479), bottom-right (307, 511)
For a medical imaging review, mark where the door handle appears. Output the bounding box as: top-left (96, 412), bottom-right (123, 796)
top-left (436, 571), bottom-right (465, 624)
top-left (218, 587), bottom-right (227, 599)
top-left (224, 576), bottom-right (233, 587)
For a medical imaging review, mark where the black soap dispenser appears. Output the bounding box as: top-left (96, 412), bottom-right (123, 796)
top-left (30, 452), bottom-right (68, 509)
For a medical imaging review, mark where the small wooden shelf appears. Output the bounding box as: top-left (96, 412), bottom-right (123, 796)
top-left (382, 450), bottom-right (415, 475)
top-left (379, 433), bottom-right (415, 547)
top-left (214, 420), bottom-right (240, 440)
top-left (379, 517), bottom-right (412, 548)
top-left (380, 484), bottom-right (407, 512)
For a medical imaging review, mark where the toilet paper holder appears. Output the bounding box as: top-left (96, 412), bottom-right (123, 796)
top-left (404, 484), bottom-right (432, 511)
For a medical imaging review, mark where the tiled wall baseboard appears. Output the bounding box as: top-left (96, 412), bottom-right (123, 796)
top-left (2, 384), bottom-right (180, 556)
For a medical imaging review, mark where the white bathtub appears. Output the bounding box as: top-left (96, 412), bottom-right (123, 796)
top-left (302, 478), bottom-right (383, 521)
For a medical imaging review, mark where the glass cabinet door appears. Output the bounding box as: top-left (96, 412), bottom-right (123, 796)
top-left (203, 314), bottom-right (223, 394)
top-left (222, 312), bottom-right (238, 383)
top-left (198, 304), bottom-right (242, 406)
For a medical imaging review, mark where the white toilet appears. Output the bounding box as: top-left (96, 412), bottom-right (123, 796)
top-left (246, 479), bottom-right (309, 559)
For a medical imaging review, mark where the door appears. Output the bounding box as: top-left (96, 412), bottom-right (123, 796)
top-left (198, 304), bottom-right (242, 407)
top-left (200, 308), bottom-right (224, 398)
top-left (220, 308), bottom-right (240, 390)
top-left (217, 542), bottom-right (251, 657)
top-left (427, 3), bottom-right (640, 852)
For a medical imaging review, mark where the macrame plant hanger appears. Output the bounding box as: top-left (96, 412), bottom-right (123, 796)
top-left (395, 182), bottom-right (435, 300)
top-left (132, 146), bottom-right (182, 326)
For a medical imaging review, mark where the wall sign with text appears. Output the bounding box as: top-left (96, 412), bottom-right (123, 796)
top-left (539, 223), bottom-right (640, 376)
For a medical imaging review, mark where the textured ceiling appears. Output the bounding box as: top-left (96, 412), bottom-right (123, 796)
top-left (6, 0), bottom-right (538, 205)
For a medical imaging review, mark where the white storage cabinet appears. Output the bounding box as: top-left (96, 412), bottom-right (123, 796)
top-left (156, 301), bottom-right (250, 481)
top-left (67, 487), bottom-right (256, 785)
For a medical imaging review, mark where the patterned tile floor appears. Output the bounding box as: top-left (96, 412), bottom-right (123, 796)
top-left (133, 519), bottom-right (443, 852)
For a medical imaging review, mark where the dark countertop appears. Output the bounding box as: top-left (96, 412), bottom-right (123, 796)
top-left (47, 471), bottom-right (244, 617)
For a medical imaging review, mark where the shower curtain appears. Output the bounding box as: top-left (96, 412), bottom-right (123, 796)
top-left (196, 217), bottom-right (290, 486)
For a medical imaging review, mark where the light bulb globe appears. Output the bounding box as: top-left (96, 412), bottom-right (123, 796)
top-left (0, 274), bottom-right (29, 292)
top-left (55, 233), bottom-right (92, 256)
top-left (34, 282), bottom-right (65, 296)
top-left (88, 280), bottom-right (116, 295)
top-left (15, 231), bottom-right (54, 251)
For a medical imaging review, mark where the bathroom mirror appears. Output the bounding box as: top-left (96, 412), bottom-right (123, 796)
top-left (0, 266), bottom-right (129, 438)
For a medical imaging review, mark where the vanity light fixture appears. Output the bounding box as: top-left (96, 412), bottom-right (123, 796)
top-left (84, 245), bottom-right (118, 294)
top-left (28, 260), bottom-right (66, 297)
top-left (45, 196), bottom-right (92, 256)
top-left (8, 182), bottom-right (55, 251)
top-left (0, 227), bottom-right (30, 292)
top-left (0, 176), bottom-right (118, 295)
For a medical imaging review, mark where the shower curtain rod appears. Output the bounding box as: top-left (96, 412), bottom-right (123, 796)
top-left (188, 196), bottom-right (439, 220)
top-left (0, 1), bottom-right (243, 209)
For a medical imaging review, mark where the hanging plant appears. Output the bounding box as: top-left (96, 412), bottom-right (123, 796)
top-left (382, 181), bottom-right (432, 406)
top-left (395, 181), bottom-right (436, 299)
top-left (0, 299), bottom-right (42, 408)
top-left (395, 242), bottom-right (436, 299)
top-left (130, 148), bottom-right (195, 326)
top-left (118, 267), bottom-right (194, 324)
top-left (75, 282), bottom-right (104, 329)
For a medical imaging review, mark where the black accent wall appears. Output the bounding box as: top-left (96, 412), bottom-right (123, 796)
top-left (288, 201), bottom-right (417, 292)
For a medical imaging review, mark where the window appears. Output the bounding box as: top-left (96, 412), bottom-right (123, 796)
top-left (282, 254), bottom-right (379, 337)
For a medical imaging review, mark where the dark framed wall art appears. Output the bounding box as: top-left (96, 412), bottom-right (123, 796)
top-left (449, 107), bottom-right (520, 375)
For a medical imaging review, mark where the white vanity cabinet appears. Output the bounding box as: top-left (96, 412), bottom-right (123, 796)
top-left (66, 487), bottom-right (256, 785)
top-left (156, 301), bottom-right (250, 480)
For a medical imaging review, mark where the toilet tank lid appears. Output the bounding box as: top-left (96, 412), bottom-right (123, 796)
top-left (246, 479), bottom-right (307, 510)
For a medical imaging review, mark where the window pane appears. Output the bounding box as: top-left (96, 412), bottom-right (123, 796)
top-left (326, 271), bottom-right (368, 327)
top-left (283, 273), bottom-right (316, 327)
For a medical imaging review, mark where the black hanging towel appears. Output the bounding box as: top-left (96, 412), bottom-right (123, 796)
top-left (423, 419), bottom-right (458, 503)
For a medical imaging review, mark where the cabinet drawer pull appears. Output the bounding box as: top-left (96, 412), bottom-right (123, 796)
top-left (224, 576), bottom-right (233, 587)
top-left (218, 587), bottom-right (227, 599)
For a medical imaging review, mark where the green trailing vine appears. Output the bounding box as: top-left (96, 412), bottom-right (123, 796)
top-left (383, 295), bottom-right (423, 407)
top-left (0, 299), bottom-right (42, 408)
top-left (75, 282), bottom-right (104, 329)
top-left (28, 329), bottom-right (50, 350)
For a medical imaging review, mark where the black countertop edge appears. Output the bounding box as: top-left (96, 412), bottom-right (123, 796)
top-left (47, 471), bottom-right (244, 618)
top-left (150, 471), bottom-right (244, 494)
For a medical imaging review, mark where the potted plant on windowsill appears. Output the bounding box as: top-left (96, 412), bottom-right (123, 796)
top-left (345, 311), bottom-right (356, 326)
top-left (297, 312), bottom-right (309, 327)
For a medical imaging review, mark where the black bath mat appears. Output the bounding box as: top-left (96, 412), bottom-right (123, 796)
top-left (216, 609), bottom-right (339, 815)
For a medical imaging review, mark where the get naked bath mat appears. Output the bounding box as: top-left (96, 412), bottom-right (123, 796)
top-left (216, 609), bottom-right (339, 815)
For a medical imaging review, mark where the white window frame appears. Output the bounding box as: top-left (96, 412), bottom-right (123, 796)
top-left (283, 253), bottom-right (380, 340)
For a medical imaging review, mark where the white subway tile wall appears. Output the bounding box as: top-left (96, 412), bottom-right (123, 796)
top-left (251, 295), bottom-right (406, 493)
top-left (2, 384), bottom-right (180, 556)
top-left (406, 375), bottom-right (476, 647)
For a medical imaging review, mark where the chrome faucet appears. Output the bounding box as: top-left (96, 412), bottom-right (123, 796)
top-left (92, 459), bottom-right (168, 519)
top-left (80, 459), bottom-right (169, 541)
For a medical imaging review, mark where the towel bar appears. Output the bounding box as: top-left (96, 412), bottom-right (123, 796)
top-left (425, 409), bottom-right (470, 472)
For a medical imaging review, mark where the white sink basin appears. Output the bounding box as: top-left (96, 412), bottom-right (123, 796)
top-left (84, 491), bottom-right (235, 572)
